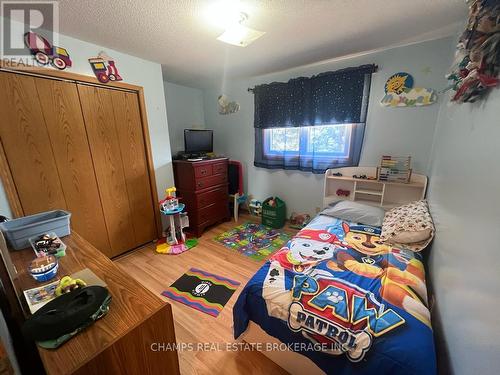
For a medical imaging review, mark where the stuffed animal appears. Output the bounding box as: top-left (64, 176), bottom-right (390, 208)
top-left (55, 276), bottom-right (86, 296)
top-left (289, 212), bottom-right (311, 229)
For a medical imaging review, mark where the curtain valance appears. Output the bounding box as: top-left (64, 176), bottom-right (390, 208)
top-left (253, 64), bottom-right (376, 129)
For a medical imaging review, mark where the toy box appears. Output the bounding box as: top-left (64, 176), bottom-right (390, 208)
top-left (262, 197), bottom-right (286, 229)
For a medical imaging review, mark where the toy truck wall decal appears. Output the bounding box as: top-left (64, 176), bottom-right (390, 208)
top-left (88, 52), bottom-right (123, 83)
top-left (24, 32), bottom-right (72, 70)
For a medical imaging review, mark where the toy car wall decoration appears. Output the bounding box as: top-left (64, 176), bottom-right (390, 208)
top-left (24, 32), bottom-right (72, 70)
top-left (88, 52), bottom-right (123, 83)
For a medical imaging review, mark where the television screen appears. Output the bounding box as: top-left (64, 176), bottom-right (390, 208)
top-left (184, 129), bottom-right (213, 153)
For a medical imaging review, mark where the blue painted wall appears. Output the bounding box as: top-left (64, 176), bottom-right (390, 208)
top-left (202, 37), bottom-right (454, 214)
top-left (0, 17), bottom-right (174, 218)
top-left (164, 82), bottom-right (206, 155)
top-left (427, 74), bottom-right (500, 374)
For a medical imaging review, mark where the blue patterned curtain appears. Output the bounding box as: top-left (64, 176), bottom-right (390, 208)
top-left (254, 64), bottom-right (375, 173)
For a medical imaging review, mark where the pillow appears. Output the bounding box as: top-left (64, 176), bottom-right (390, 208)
top-left (380, 200), bottom-right (435, 252)
top-left (321, 200), bottom-right (385, 227)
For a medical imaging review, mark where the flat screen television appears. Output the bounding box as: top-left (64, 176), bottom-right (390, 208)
top-left (184, 129), bottom-right (213, 153)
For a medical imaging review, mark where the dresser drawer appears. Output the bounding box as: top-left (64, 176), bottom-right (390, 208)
top-left (194, 164), bottom-right (212, 178)
top-left (195, 174), bottom-right (227, 190)
top-left (196, 186), bottom-right (228, 208)
top-left (195, 201), bottom-right (228, 224)
top-left (212, 162), bottom-right (227, 175)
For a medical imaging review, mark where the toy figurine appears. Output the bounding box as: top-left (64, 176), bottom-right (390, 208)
top-left (160, 187), bottom-right (179, 212)
top-left (159, 186), bottom-right (190, 250)
top-left (352, 174), bottom-right (368, 179)
top-left (55, 276), bottom-right (87, 296)
top-left (249, 199), bottom-right (262, 216)
top-left (289, 212), bottom-right (311, 229)
top-left (336, 189), bottom-right (351, 197)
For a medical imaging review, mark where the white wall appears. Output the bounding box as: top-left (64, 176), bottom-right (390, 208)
top-left (203, 37), bottom-right (454, 215)
top-left (164, 82), bottom-right (205, 155)
top-left (427, 88), bottom-right (500, 374)
top-left (0, 18), bottom-right (174, 217)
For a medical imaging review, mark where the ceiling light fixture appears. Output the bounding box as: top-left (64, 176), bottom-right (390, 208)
top-left (216, 12), bottom-right (265, 47)
top-left (205, 0), bottom-right (245, 29)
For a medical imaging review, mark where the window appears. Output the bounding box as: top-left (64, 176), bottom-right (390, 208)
top-left (253, 64), bottom-right (375, 173)
top-left (264, 124), bottom-right (352, 159)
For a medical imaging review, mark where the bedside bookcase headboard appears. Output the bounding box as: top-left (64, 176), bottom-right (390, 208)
top-left (323, 167), bottom-right (427, 209)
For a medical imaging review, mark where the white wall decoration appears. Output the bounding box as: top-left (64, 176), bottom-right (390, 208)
top-left (380, 72), bottom-right (437, 107)
top-left (218, 94), bottom-right (240, 115)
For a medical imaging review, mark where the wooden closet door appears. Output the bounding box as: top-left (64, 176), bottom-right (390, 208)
top-left (35, 79), bottom-right (112, 254)
top-left (0, 72), bottom-right (67, 214)
top-left (110, 91), bottom-right (156, 245)
top-left (77, 85), bottom-right (136, 256)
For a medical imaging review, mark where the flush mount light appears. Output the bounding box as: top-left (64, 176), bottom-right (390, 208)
top-left (205, 0), bottom-right (245, 28)
top-left (216, 12), bottom-right (265, 47)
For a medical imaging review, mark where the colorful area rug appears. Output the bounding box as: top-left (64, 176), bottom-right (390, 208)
top-left (162, 268), bottom-right (240, 317)
top-left (214, 222), bottom-right (290, 261)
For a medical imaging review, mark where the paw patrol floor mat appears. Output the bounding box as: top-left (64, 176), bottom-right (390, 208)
top-left (213, 222), bottom-right (290, 261)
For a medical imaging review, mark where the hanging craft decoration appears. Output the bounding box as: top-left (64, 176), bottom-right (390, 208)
top-left (24, 32), bottom-right (72, 70)
top-left (446, 0), bottom-right (500, 103)
top-left (381, 72), bottom-right (437, 107)
top-left (88, 52), bottom-right (123, 83)
top-left (218, 94), bottom-right (240, 114)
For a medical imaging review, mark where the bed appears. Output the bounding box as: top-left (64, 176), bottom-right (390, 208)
top-left (233, 212), bottom-right (436, 375)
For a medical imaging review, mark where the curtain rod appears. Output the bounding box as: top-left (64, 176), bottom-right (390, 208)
top-left (247, 64), bottom-right (379, 92)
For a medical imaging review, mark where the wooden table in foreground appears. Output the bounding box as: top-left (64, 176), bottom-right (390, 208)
top-left (9, 232), bottom-right (180, 375)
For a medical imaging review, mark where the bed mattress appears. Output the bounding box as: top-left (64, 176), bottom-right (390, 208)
top-left (233, 214), bottom-right (436, 375)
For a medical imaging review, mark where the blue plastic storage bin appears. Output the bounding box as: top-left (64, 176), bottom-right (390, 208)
top-left (0, 210), bottom-right (71, 250)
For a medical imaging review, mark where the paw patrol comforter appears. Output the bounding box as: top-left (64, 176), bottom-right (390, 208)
top-left (233, 214), bottom-right (436, 375)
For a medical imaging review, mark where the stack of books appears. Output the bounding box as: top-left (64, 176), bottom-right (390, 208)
top-left (378, 156), bottom-right (412, 183)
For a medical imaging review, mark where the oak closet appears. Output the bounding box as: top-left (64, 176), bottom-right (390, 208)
top-left (0, 70), bottom-right (158, 258)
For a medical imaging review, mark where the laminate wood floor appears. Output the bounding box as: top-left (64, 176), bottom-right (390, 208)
top-left (116, 215), bottom-right (297, 375)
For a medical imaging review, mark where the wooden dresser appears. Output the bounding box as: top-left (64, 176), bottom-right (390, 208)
top-left (173, 158), bottom-right (230, 237)
top-left (0, 232), bottom-right (180, 375)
